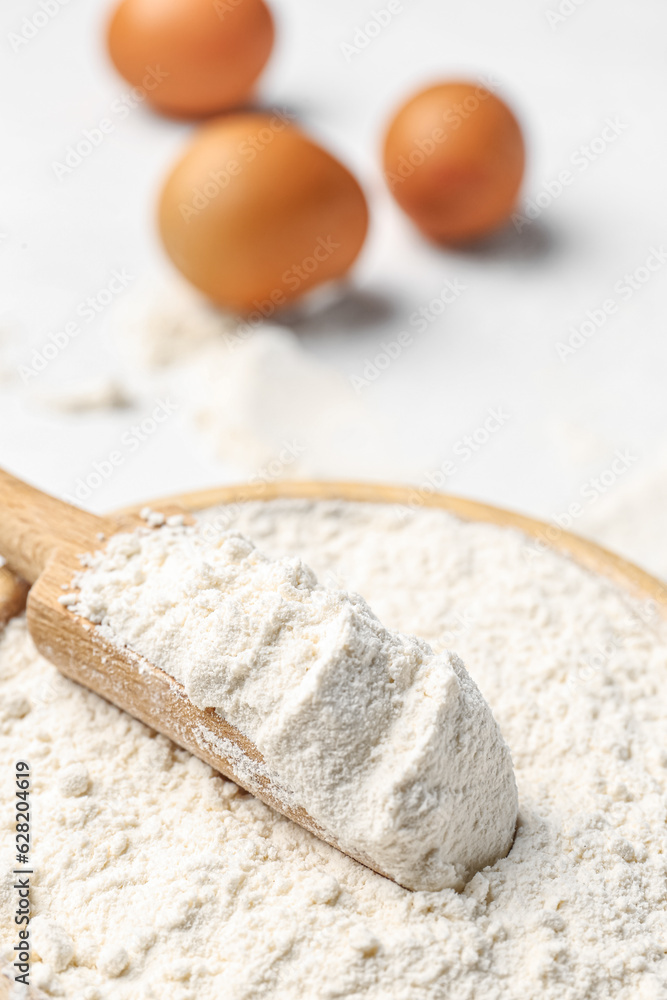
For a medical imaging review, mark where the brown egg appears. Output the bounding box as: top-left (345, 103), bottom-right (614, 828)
top-left (383, 81), bottom-right (525, 244)
top-left (158, 114), bottom-right (369, 314)
top-left (107, 0), bottom-right (275, 118)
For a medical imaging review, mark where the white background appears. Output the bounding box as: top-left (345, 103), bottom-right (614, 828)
top-left (1, 0), bottom-right (666, 536)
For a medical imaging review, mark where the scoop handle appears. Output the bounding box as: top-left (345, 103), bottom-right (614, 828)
top-left (0, 467), bottom-right (108, 584)
top-left (0, 565), bottom-right (29, 624)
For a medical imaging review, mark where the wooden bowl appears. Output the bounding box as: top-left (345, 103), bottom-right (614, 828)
top-left (119, 480), bottom-right (667, 614)
top-left (2, 481), bottom-right (664, 628)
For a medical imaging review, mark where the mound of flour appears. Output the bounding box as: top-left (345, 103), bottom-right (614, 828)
top-left (62, 522), bottom-right (518, 892)
top-left (110, 280), bottom-right (432, 482)
top-left (1, 500), bottom-right (666, 1000)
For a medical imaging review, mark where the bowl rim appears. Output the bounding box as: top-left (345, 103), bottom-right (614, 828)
top-left (117, 479), bottom-right (667, 616)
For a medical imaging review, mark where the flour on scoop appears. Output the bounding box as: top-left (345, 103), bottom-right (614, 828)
top-left (63, 521), bottom-right (518, 891)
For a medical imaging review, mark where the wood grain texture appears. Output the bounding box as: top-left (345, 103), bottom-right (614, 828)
top-left (0, 565), bottom-right (29, 626)
top-left (27, 544), bottom-right (393, 880)
top-left (0, 470), bottom-right (390, 875)
top-left (5, 474), bottom-right (666, 888)
top-left (0, 467), bottom-right (111, 584)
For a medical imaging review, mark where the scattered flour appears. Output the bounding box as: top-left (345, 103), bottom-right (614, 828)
top-left (182, 326), bottom-right (389, 478)
top-left (35, 378), bottom-right (132, 414)
top-left (62, 522), bottom-right (518, 892)
top-left (1, 499), bottom-right (666, 1000)
top-left (112, 280), bottom-right (431, 481)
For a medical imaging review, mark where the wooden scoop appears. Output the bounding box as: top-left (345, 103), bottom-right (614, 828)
top-left (0, 467), bottom-right (391, 878)
top-left (4, 468), bottom-right (667, 886)
top-left (0, 565), bottom-right (28, 626)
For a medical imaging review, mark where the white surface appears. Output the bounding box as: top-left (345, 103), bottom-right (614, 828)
top-left (2, 0), bottom-right (666, 534)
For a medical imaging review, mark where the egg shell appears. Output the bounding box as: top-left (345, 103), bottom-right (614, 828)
top-left (107, 0), bottom-right (275, 118)
top-left (383, 81), bottom-right (525, 244)
top-left (158, 114), bottom-right (369, 313)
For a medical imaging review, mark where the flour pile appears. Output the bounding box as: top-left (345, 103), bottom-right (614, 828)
top-left (112, 280), bottom-right (430, 481)
top-left (61, 522), bottom-right (518, 892)
top-left (1, 500), bottom-right (666, 1000)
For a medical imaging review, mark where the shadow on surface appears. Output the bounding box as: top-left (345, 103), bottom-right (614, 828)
top-left (451, 218), bottom-right (563, 265)
top-left (288, 287), bottom-right (400, 340)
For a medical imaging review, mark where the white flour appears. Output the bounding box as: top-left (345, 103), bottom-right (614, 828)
top-left (1, 499), bottom-right (666, 1000)
top-left (111, 280), bottom-right (431, 482)
top-left (35, 378), bottom-right (132, 414)
top-left (61, 522), bottom-right (518, 892)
